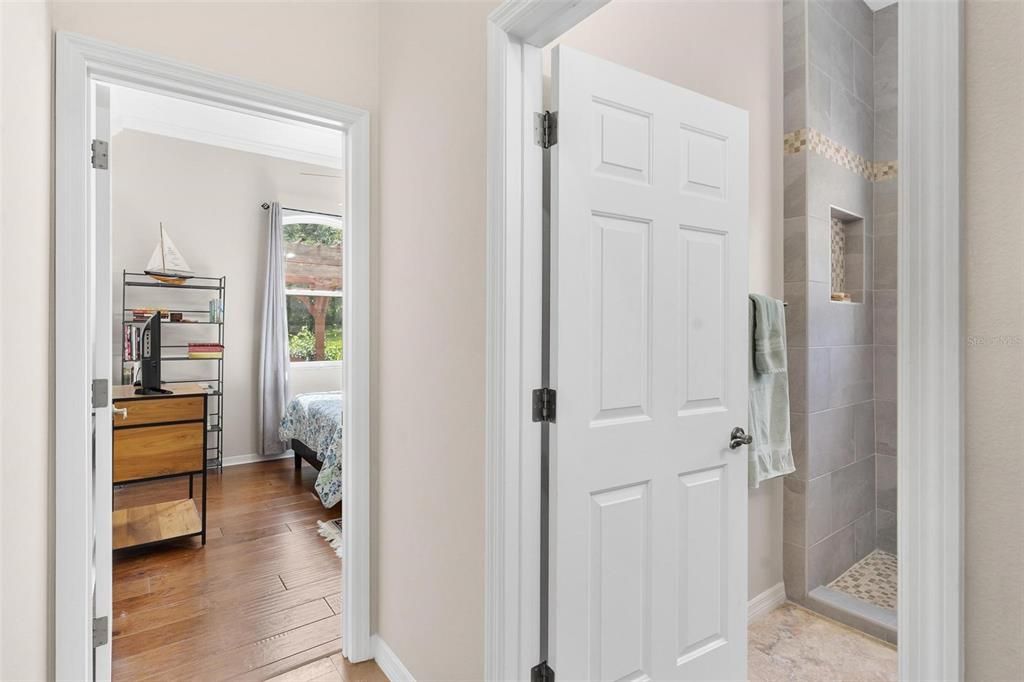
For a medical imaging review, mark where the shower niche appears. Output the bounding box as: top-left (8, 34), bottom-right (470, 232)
top-left (829, 207), bottom-right (865, 303)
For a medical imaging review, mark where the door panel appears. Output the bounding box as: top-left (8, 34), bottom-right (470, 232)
top-left (589, 483), bottom-right (651, 682)
top-left (551, 46), bottom-right (749, 681)
top-left (591, 213), bottom-right (651, 424)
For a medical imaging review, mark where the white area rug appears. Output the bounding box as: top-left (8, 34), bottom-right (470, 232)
top-left (317, 518), bottom-right (344, 558)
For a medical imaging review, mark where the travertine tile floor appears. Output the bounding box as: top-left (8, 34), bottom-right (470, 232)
top-left (749, 602), bottom-right (897, 681)
top-left (276, 602), bottom-right (896, 681)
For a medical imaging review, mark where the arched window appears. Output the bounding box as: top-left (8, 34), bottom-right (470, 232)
top-left (282, 213), bottom-right (343, 364)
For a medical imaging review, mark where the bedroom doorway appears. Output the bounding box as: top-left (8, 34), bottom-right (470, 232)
top-left (55, 33), bottom-right (371, 681)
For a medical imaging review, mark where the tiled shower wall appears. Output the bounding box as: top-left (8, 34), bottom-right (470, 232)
top-left (872, 4), bottom-right (898, 555)
top-left (782, 0), bottom-right (898, 604)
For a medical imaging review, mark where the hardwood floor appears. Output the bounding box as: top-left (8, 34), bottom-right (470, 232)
top-left (111, 458), bottom-right (374, 681)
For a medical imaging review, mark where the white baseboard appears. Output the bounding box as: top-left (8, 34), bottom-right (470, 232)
top-left (221, 451), bottom-right (292, 467)
top-left (372, 635), bottom-right (415, 682)
top-left (748, 581), bottom-right (787, 622)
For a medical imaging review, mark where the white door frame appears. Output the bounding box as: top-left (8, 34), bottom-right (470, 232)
top-left (55, 32), bottom-right (372, 680)
top-left (483, 1), bottom-right (964, 679)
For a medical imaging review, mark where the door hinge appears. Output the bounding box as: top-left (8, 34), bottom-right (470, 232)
top-left (534, 111), bottom-right (558, 149)
top-left (532, 387), bottom-right (556, 423)
top-left (93, 616), bottom-right (109, 648)
top-left (531, 661), bottom-right (554, 682)
top-left (91, 139), bottom-right (109, 170)
top-left (92, 378), bottom-right (109, 409)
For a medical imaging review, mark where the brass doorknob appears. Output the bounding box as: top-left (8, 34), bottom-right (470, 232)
top-left (729, 426), bottom-right (752, 449)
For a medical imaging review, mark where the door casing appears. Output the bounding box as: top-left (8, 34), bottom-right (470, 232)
top-left (55, 32), bottom-right (372, 680)
top-left (483, 2), bottom-right (965, 680)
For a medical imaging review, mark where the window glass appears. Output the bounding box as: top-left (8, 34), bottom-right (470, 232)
top-left (284, 221), bottom-right (343, 362)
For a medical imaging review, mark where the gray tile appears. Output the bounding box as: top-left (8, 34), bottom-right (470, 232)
top-left (785, 151), bottom-right (807, 219)
top-left (874, 115), bottom-right (897, 161)
top-left (808, 66), bottom-right (832, 136)
top-left (874, 398), bottom-right (897, 456)
top-left (807, 523), bottom-right (855, 589)
top-left (823, 0), bottom-right (873, 54)
top-left (785, 70), bottom-right (808, 133)
top-left (808, 347), bottom-right (831, 412)
top-left (853, 509), bottom-right (876, 562)
top-left (807, 215), bottom-right (830, 285)
top-left (785, 281), bottom-right (807, 348)
top-left (784, 476), bottom-right (807, 547)
top-left (876, 453), bottom-right (897, 513)
top-left (854, 292), bottom-right (874, 345)
top-left (784, 0), bottom-right (808, 70)
top-left (788, 347), bottom-right (807, 413)
top-left (845, 234), bottom-right (866, 298)
top-left (806, 586), bottom-right (897, 642)
top-left (873, 210), bottom-right (897, 237)
top-left (853, 41), bottom-right (874, 109)
top-left (853, 400), bottom-right (875, 460)
top-left (807, 0), bottom-right (836, 76)
top-left (874, 233), bottom-right (898, 289)
top-left (876, 509), bottom-right (897, 555)
top-left (784, 216), bottom-right (807, 283)
top-left (875, 99), bottom-right (897, 141)
top-left (807, 473), bottom-right (833, 545)
top-left (873, 12), bottom-right (897, 116)
top-left (874, 345), bottom-right (897, 402)
top-left (829, 20), bottom-right (856, 95)
top-left (873, 175), bottom-right (897, 216)
top-left (831, 455), bottom-right (875, 530)
top-left (828, 345), bottom-right (874, 407)
top-left (873, 3), bottom-right (898, 57)
top-left (830, 81), bottom-right (873, 160)
top-left (874, 289), bottom-right (897, 346)
top-left (807, 153), bottom-right (873, 221)
top-left (784, 541), bottom-right (808, 600)
top-left (808, 405), bottom-right (855, 477)
top-left (790, 410), bottom-right (809, 479)
top-left (807, 281), bottom-right (856, 347)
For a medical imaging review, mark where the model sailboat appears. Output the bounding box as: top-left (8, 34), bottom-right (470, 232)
top-left (144, 223), bottom-right (194, 285)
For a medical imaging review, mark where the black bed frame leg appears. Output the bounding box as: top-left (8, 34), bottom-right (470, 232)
top-left (293, 441), bottom-right (302, 470)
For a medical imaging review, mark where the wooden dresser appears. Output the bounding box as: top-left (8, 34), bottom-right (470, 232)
top-left (111, 383), bottom-right (208, 549)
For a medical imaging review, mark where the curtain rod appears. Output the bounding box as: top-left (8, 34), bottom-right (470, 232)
top-left (261, 202), bottom-right (343, 220)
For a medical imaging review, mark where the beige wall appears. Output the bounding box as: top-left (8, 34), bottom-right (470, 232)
top-left (964, 1), bottom-right (1024, 678)
top-left (376, 2), bottom-right (495, 678)
top-left (549, 0), bottom-right (785, 600)
top-left (0, 1), bottom-right (53, 679)
top-left (0, 3), bottom-right (379, 678)
top-left (110, 130), bottom-right (344, 458)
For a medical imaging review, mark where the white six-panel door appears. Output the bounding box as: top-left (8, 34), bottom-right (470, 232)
top-left (550, 46), bottom-right (749, 681)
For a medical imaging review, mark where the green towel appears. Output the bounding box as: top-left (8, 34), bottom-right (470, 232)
top-left (750, 293), bottom-right (787, 375)
top-left (748, 296), bottom-right (795, 488)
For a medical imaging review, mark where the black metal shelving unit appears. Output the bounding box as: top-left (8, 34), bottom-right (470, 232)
top-left (121, 270), bottom-right (226, 468)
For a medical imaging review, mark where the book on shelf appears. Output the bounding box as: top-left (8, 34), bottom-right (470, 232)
top-left (209, 299), bottom-right (224, 323)
top-left (187, 342), bottom-right (224, 359)
top-left (122, 323), bottom-right (142, 361)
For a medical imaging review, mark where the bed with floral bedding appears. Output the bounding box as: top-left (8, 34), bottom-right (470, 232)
top-left (279, 391), bottom-right (344, 507)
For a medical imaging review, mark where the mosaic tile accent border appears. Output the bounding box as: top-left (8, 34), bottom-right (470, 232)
top-left (829, 549), bottom-right (897, 611)
top-left (783, 127), bottom-right (898, 182)
top-left (830, 217), bottom-right (846, 295)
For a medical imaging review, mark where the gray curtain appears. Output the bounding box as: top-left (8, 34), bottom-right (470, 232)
top-left (258, 202), bottom-right (290, 455)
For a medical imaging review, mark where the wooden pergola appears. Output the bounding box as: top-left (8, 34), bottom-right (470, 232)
top-left (285, 241), bottom-right (343, 359)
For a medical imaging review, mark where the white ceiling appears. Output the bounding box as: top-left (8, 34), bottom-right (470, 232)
top-left (110, 85), bottom-right (345, 170)
top-left (864, 0), bottom-right (897, 12)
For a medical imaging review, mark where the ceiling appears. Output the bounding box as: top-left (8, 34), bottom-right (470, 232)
top-left (863, 0), bottom-right (897, 12)
top-left (109, 85), bottom-right (345, 170)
